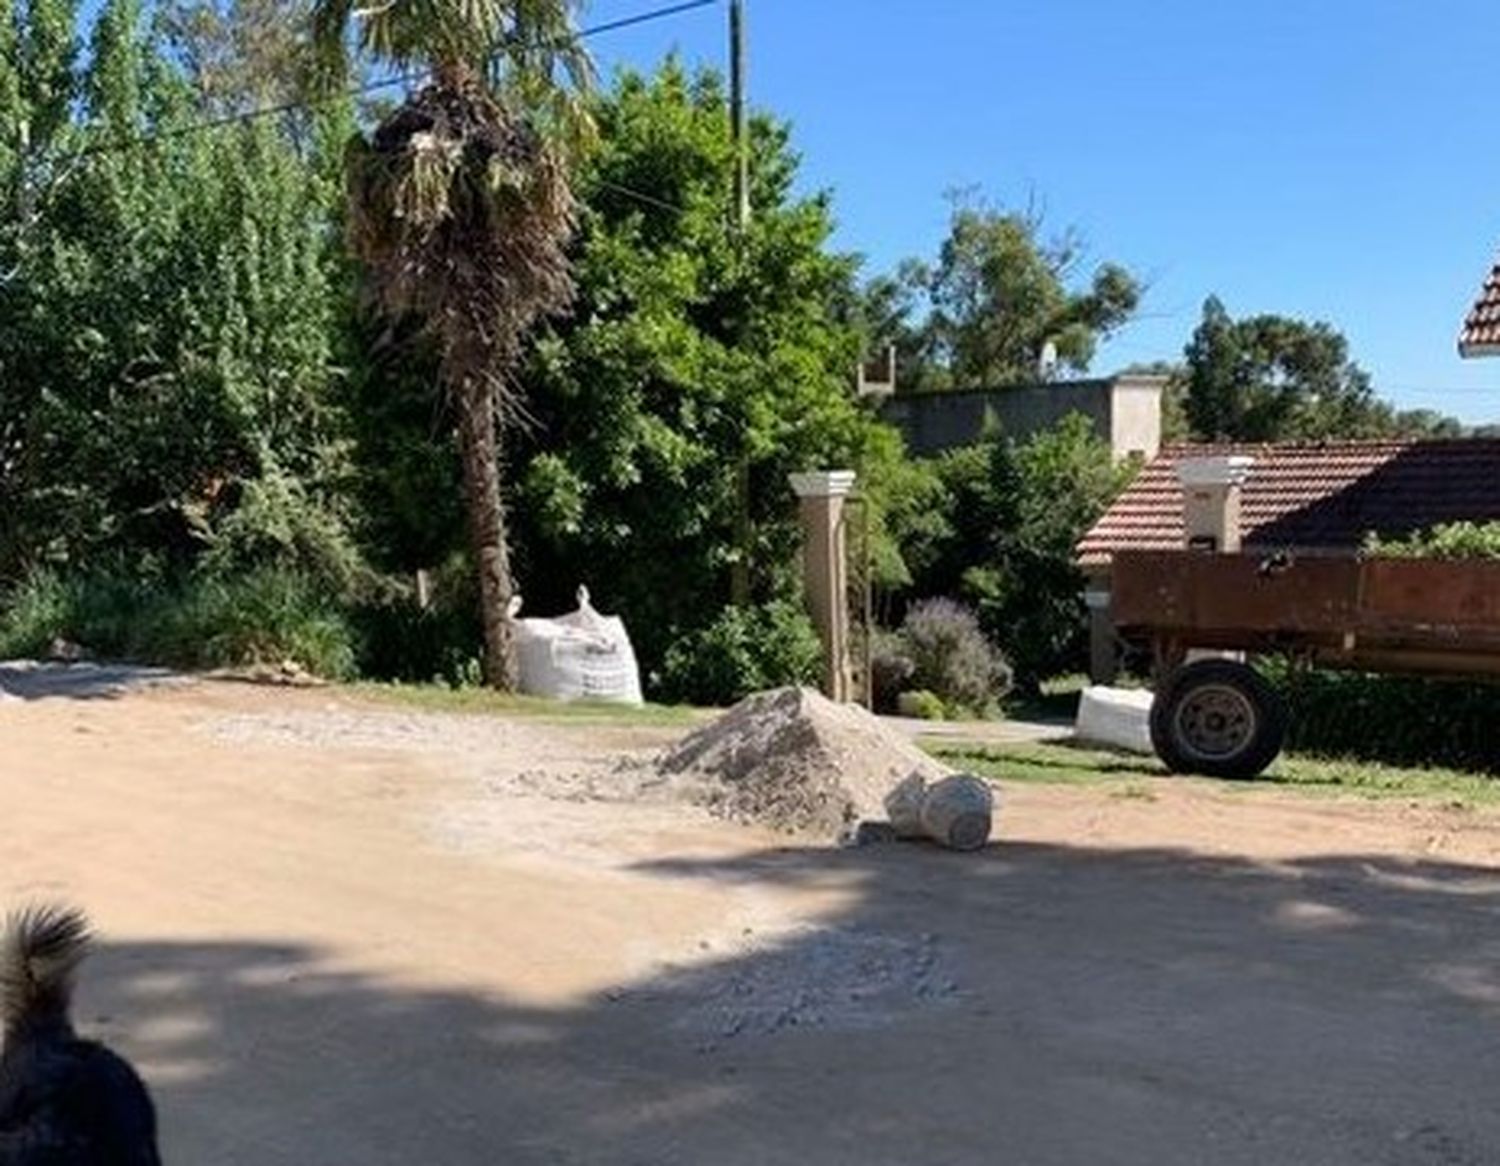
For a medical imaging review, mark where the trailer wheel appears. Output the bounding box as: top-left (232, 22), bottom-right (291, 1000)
top-left (1150, 659), bottom-right (1288, 779)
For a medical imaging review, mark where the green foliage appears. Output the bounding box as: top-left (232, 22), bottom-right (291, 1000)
top-left (857, 196), bottom-right (1141, 392)
top-left (897, 597), bottom-right (1011, 716)
top-left (896, 689), bottom-right (946, 721)
top-left (870, 628), bottom-right (915, 713)
top-left (161, 0), bottom-right (311, 113)
top-left (350, 594), bottom-right (481, 687)
top-left (1262, 661), bottom-right (1500, 774)
top-left (0, 567), bottom-right (358, 677)
top-left (0, 0), bottom-right (359, 593)
top-left (1365, 522), bottom-right (1500, 561)
top-left (512, 62), bottom-right (904, 679)
top-left (657, 600), bottom-right (823, 707)
top-left (889, 415), bottom-right (1133, 692)
top-left (1183, 297), bottom-right (1460, 442)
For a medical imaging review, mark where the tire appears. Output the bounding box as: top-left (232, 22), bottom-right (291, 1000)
top-left (1150, 659), bottom-right (1288, 779)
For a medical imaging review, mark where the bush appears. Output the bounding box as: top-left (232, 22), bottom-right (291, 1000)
top-left (1262, 661), bottom-right (1500, 773)
top-left (898, 598), bottom-right (1011, 717)
top-left (880, 418), bottom-right (1136, 695)
top-left (165, 571), bottom-right (358, 679)
top-left (870, 629), bottom-right (916, 714)
top-left (658, 600), bottom-right (824, 706)
top-left (0, 569), bottom-right (74, 659)
top-left (1365, 521), bottom-right (1500, 561)
top-left (896, 689), bottom-right (947, 720)
top-left (351, 596), bottom-right (482, 688)
top-left (0, 567), bottom-right (359, 679)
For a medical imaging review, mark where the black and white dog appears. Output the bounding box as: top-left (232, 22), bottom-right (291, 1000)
top-left (0, 906), bottom-right (161, 1164)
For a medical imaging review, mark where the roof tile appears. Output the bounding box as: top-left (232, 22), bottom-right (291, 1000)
top-left (1078, 440), bottom-right (1500, 567)
top-left (1460, 258), bottom-right (1500, 356)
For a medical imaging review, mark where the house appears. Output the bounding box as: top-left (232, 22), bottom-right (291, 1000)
top-left (1460, 256), bottom-right (1500, 358)
top-left (878, 373), bottom-right (1168, 463)
top-left (1076, 440), bottom-right (1500, 683)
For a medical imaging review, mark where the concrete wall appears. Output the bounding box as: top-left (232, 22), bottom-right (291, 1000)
top-left (880, 375), bottom-right (1166, 462)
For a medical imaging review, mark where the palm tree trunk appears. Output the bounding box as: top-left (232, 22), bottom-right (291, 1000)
top-left (456, 378), bottom-right (520, 690)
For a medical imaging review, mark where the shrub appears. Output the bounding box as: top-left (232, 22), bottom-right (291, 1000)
top-left (899, 598), bottom-right (1011, 716)
top-left (0, 570), bottom-right (74, 659)
top-left (658, 600), bottom-right (824, 706)
top-left (880, 418), bottom-right (1135, 695)
top-left (166, 571), bottom-right (358, 679)
top-left (870, 630), bottom-right (916, 714)
top-left (0, 567), bottom-right (359, 679)
top-left (1262, 660), bottom-right (1500, 773)
top-left (896, 689), bottom-right (947, 720)
top-left (1365, 522), bottom-right (1500, 561)
top-left (351, 595), bottom-right (481, 687)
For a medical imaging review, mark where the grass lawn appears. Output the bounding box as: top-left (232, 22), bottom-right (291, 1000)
top-left (351, 682), bottom-right (707, 727)
top-left (927, 739), bottom-right (1500, 809)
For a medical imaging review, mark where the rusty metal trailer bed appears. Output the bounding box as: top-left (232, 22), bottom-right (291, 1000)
top-left (1110, 550), bottom-right (1500, 777)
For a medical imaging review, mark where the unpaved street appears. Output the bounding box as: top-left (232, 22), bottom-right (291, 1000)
top-left (5, 673), bottom-right (1500, 1164)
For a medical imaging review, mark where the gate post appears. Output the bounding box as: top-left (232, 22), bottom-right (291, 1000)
top-left (789, 470), bottom-right (857, 702)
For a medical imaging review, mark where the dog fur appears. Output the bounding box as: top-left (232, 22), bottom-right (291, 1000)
top-left (0, 906), bottom-right (161, 1164)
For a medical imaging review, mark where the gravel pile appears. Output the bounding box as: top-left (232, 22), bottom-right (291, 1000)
top-left (657, 687), bottom-right (952, 840)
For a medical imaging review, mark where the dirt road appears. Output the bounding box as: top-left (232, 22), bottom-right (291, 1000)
top-left (5, 672), bottom-right (1500, 1164)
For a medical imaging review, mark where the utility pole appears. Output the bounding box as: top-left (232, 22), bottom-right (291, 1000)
top-left (729, 0), bottom-right (752, 606)
top-left (730, 0), bottom-right (749, 234)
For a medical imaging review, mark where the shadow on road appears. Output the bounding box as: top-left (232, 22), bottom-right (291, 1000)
top-left (0, 661), bottom-right (186, 701)
top-left (87, 840), bottom-right (1500, 1165)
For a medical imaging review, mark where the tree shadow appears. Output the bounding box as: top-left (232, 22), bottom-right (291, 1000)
top-left (0, 661), bottom-right (187, 702)
top-left (1251, 440), bottom-right (1500, 549)
top-left (84, 839), bottom-right (1500, 1165)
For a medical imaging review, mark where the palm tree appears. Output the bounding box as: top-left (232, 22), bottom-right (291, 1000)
top-left (311, 0), bottom-right (590, 689)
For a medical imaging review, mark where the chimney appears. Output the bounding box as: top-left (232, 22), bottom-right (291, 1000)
top-left (856, 345), bottom-right (897, 400)
top-left (1176, 456), bottom-right (1255, 553)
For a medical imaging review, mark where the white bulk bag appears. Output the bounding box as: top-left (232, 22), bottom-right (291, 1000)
top-left (509, 586), bottom-right (644, 706)
top-left (1074, 686), bottom-right (1155, 755)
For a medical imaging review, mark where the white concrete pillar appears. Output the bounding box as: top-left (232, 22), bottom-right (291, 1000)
top-left (789, 470), bottom-right (858, 702)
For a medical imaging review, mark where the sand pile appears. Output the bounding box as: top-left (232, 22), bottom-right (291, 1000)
top-left (657, 687), bottom-right (952, 839)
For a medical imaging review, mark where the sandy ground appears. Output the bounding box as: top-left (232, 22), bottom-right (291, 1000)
top-left (6, 669), bottom-right (1500, 1164)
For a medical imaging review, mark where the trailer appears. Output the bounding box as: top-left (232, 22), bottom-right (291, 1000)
top-left (1110, 549), bottom-right (1500, 778)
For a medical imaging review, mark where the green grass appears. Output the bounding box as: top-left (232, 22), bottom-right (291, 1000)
top-left (351, 681), bottom-right (707, 727)
top-left (927, 739), bottom-right (1500, 809)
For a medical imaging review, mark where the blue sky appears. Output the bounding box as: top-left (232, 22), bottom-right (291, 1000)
top-left (592, 0), bottom-right (1500, 422)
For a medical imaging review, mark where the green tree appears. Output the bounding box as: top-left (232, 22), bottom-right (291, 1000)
top-left (510, 62), bottom-right (905, 681)
top-left (0, 0), bottom-right (357, 586)
top-left (893, 415), bottom-right (1134, 694)
top-left (868, 197), bottom-right (1142, 393)
top-left (311, 0), bottom-right (591, 690)
top-left (161, 0), bottom-right (311, 111)
top-left (1183, 296), bottom-right (1461, 442)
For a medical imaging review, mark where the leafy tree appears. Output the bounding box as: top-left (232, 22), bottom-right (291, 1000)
top-left (161, 0), bottom-right (311, 111)
top-left (1183, 296), bottom-right (1461, 442)
top-left (0, 0), bottom-right (358, 588)
top-left (863, 197), bottom-right (1142, 393)
top-left (510, 62), bottom-right (905, 681)
top-left (891, 415), bottom-right (1134, 695)
top-left (1391, 409), bottom-right (1464, 439)
top-left (311, 0), bottom-right (590, 690)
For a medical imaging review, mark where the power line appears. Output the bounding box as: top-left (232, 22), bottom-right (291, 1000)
top-left (595, 178), bottom-right (686, 215)
top-left (580, 0), bottom-right (719, 40)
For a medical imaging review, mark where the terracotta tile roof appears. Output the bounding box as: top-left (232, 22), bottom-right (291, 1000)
top-left (1078, 440), bottom-right (1500, 568)
top-left (1460, 258), bottom-right (1500, 356)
